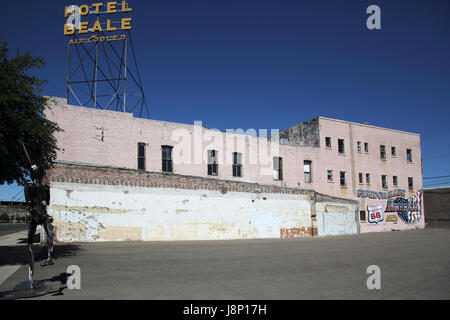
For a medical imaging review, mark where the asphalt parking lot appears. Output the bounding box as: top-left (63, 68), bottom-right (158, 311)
top-left (0, 228), bottom-right (449, 300)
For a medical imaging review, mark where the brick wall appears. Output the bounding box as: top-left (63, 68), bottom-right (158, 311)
top-left (48, 161), bottom-right (315, 197)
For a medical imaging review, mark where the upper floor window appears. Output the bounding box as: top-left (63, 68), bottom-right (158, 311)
top-left (380, 145), bottom-right (386, 159)
top-left (340, 171), bottom-right (347, 186)
top-left (232, 152), bottom-right (242, 177)
top-left (366, 173), bottom-right (371, 184)
top-left (325, 137), bottom-right (331, 148)
top-left (208, 150), bottom-right (218, 176)
top-left (273, 157), bottom-right (283, 180)
top-left (391, 146), bottom-right (397, 157)
top-left (408, 177), bottom-right (414, 190)
top-left (137, 143), bottom-right (146, 170)
top-left (327, 170), bottom-right (333, 182)
top-left (407, 149), bottom-right (412, 163)
top-left (364, 142), bottom-right (369, 153)
top-left (304, 160), bottom-right (312, 183)
top-left (162, 145), bottom-right (173, 173)
top-left (359, 173), bottom-right (363, 184)
top-left (382, 175), bottom-right (388, 189)
top-left (393, 176), bottom-right (398, 186)
top-left (357, 141), bottom-right (362, 153)
top-left (338, 139), bottom-right (345, 154)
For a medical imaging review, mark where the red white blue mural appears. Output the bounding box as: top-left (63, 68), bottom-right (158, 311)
top-left (384, 191), bottom-right (423, 224)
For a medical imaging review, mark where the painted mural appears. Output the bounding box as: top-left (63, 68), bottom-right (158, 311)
top-left (367, 203), bottom-right (384, 224)
top-left (385, 191), bottom-right (423, 224)
top-left (357, 189), bottom-right (406, 200)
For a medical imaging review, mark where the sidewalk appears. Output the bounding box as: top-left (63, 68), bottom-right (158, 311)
top-left (0, 230), bottom-right (29, 286)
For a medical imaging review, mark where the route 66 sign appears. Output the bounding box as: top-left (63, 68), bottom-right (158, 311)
top-left (367, 203), bottom-right (384, 224)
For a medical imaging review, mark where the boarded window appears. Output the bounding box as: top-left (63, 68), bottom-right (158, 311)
top-left (137, 143), bottom-right (146, 170)
top-left (304, 160), bottom-right (312, 183)
top-left (273, 157), bottom-right (283, 180)
top-left (338, 139), bottom-right (345, 154)
top-left (208, 150), bottom-right (218, 176)
top-left (360, 211), bottom-right (366, 221)
top-left (232, 152), bottom-right (242, 177)
top-left (162, 146), bottom-right (173, 173)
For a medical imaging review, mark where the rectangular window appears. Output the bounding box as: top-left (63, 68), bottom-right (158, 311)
top-left (366, 173), bottom-right (371, 184)
top-left (380, 145), bottom-right (386, 159)
top-left (137, 143), bottom-right (146, 171)
top-left (162, 146), bottom-right (173, 173)
top-left (338, 139), bottom-right (345, 154)
top-left (232, 152), bottom-right (242, 177)
top-left (360, 211), bottom-right (366, 222)
top-left (273, 157), bottom-right (283, 180)
top-left (304, 160), bottom-right (312, 183)
top-left (359, 173), bottom-right (363, 184)
top-left (357, 141), bottom-right (362, 153)
top-left (408, 177), bottom-right (414, 190)
top-left (391, 146), bottom-right (396, 157)
top-left (207, 150), bottom-right (218, 176)
top-left (407, 149), bottom-right (412, 163)
top-left (393, 175), bottom-right (398, 186)
top-left (340, 171), bottom-right (347, 186)
top-left (325, 137), bottom-right (331, 148)
top-left (382, 175), bottom-right (388, 189)
top-left (364, 142), bottom-right (369, 153)
top-left (327, 170), bottom-right (333, 182)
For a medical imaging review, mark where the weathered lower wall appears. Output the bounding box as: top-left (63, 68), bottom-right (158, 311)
top-left (47, 162), bottom-right (317, 242)
top-left (315, 203), bottom-right (358, 237)
top-left (49, 182), bottom-right (313, 241)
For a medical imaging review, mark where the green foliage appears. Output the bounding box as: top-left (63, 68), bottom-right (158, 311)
top-left (0, 41), bottom-right (61, 185)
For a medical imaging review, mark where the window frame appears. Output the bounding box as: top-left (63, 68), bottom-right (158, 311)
top-left (380, 145), bottom-right (386, 160)
top-left (382, 175), bottom-right (388, 189)
top-left (162, 145), bottom-right (173, 173)
top-left (232, 152), bottom-right (242, 177)
top-left (137, 142), bottom-right (146, 171)
top-left (338, 139), bottom-right (345, 154)
top-left (340, 171), bottom-right (347, 187)
top-left (304, 160), bottom-right (312, 183)
top-left (273, 157), bottom-right (283, 181)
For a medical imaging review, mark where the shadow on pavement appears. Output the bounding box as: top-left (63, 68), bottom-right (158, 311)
top-left (0, 272), bottom-right (70, 300)
top-left (0, 243), bottom-right (83, 266)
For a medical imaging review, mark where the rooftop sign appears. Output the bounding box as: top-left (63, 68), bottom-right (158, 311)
top-left (64, 1), bottom-right (132, 35)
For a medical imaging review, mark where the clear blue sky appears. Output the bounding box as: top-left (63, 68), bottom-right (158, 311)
top-left (1, 0), bottom-right (449, 200)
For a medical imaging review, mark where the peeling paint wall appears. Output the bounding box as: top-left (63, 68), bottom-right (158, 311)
top-left (48, 182), bottom-right (313, 242)
top-left (315, 201), bottom-right (359, 237)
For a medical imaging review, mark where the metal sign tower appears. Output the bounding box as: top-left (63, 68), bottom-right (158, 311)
top-left (64, 2), bottom-right (149, 118)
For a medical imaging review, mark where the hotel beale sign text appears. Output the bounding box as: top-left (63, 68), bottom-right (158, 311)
top-left (64, 1), bottom-right (132, 36)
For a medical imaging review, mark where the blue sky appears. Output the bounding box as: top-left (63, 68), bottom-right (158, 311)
top-left (1, 0), bottom-right (449, 200)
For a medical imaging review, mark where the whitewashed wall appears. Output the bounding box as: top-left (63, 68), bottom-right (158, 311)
top-left (315, 202), bottom-right (358, 237)
top-left (48, 182), bottom-right (313, 242)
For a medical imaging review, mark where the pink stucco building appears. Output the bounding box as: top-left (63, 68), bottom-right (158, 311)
top-left (44, 97), bottom-right (424, 241)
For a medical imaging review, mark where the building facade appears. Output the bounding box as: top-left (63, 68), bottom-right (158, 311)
top-left (44, 97), bottom-right (424, 242)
